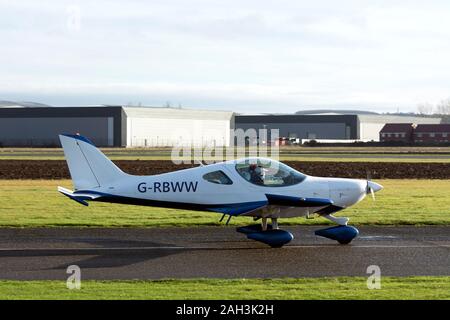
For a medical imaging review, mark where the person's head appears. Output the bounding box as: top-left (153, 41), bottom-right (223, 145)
top-left (249, 163), bottom-right (257, 171)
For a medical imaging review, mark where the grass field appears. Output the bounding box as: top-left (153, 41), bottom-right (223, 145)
top-left (1, 147), bottom-right (450, 162)
top-left (0, 277), bottom-right (449, 299)
top-left (0, 179), bottom-right (449, 227)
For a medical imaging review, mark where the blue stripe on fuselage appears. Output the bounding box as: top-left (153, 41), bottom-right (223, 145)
top-left (73, 190), bottom-right (267, 216)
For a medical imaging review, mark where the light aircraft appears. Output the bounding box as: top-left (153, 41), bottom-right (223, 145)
top-left (58, 134), bottom-right (383, 247)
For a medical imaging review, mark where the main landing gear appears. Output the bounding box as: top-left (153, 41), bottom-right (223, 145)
top-left (234, 215), bottom-right (359, 248)
top-left (236, 217), bottom-right (294, 248)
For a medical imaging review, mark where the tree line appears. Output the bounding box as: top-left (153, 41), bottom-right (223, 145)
top-left (417, 99), bottom-right (450, 115)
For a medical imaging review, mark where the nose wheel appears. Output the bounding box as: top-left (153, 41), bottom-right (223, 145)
top-left (314, 225), bottom-right (359, 244)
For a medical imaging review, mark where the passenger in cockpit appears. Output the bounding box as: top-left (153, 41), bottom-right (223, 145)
top-left (249, 164), bottom-right (264, 185)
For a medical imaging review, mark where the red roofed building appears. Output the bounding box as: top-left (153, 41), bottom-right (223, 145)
top-left (414, 124), bottom-right (450, 143)
top-left (379, 123), bottom-right (415, 143)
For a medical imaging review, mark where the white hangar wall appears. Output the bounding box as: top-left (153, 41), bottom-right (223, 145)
top-left (123, 107), bottom-right (234, 147)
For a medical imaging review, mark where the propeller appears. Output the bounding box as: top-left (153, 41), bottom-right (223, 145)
top-left (365, 171), bottom-right (384, 200)
top-left (366, 171), bottom-right (376, 201)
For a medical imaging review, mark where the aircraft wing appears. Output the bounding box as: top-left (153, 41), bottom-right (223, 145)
top-left (205, 201), bottom-right (268, 216)
top-left (208, 194), bottom-right (333, 217)
top-left (57, 186), bottom-right (102, 206)
top-left (265, 194), bottom-right (333, 207)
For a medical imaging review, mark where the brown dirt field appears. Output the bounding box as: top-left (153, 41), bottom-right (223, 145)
top-left (0, 160), bottom-right (449, 180)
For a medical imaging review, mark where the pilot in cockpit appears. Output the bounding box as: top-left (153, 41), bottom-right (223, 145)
top-left (249, 163), bottom-right (264, 185)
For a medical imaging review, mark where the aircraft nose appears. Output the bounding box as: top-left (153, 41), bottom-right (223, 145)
top-left (367, 181), bottom-right (383, 193)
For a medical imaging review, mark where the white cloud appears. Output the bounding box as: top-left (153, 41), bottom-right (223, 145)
top-left (1, 0), bottom-right (450, 112)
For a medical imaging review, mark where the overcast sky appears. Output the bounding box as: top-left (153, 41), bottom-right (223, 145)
top-left (1, 0), bottom-right (450, 113)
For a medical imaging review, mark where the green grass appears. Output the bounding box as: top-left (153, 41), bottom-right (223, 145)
top-left (0, 179), bottom-right (449, 227)
top-left (0, 277), bottom-right (449, 299)
top-left (1, 147), bottom-right (450, 162)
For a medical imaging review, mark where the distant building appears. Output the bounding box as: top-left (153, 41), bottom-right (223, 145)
top-left (413, 124), bottom-right (450, 144)
top-left (123, 107), bottom-right (234, 147)
top-left (235, 114), bottom-right (358, 142)
top-left (235, 112), bottom-right (442, 142)
top-left (356, 114), bottom-right (440, 141)
top-left (379, 123), bottom-right (415, 143)
top-left (0, 104), bottom-right (234, 147)
top-left (378, 123), bottom-right (450, 144)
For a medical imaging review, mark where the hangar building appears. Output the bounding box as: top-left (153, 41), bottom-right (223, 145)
top-left (0, 103), bottom-right (234, 147)
top-left (235, 111), bottom-right (442, 142)
top-left (235, 114), bottom-right (358, 141)
top-left (124, 107), bottom-right (234, 147)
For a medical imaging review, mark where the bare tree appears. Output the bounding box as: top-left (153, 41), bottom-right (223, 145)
top-left (417, 102), bottom-right (434, 115)
top-left (435, 98), bottom-right (450, 115)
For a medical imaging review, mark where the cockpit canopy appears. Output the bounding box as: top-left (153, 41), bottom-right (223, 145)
top-left (235, 158), bottom-right (306, 187)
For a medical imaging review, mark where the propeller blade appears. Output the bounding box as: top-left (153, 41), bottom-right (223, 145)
top-left (370, 187), bottom-right (375, 201)
top-left (365, 170), bottom-right (375, 200)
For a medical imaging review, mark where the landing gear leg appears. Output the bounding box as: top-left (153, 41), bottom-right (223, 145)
top-left (261, 217), bottom-right (268, 231)
top-left (271, 218), bottom-right (278, 230)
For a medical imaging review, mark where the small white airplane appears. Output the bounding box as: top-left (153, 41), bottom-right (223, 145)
top-left (58, 134), bottom-right (383, 247)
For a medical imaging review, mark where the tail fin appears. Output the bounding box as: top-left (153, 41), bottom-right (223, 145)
top-left (59, 134), bottom-right (126, 190)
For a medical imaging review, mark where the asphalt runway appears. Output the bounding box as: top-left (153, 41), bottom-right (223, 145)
top-left (0, 226), bottom-right (449, 280)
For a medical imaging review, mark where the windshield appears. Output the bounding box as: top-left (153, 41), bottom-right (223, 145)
top-left (235, 159), bottom-right (306, 187)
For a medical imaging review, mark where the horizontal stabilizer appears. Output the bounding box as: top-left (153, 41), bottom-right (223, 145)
top-left (265, 194), bottom-right (333, 207)
top-left (57, 186), bottom-right (100, 206)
